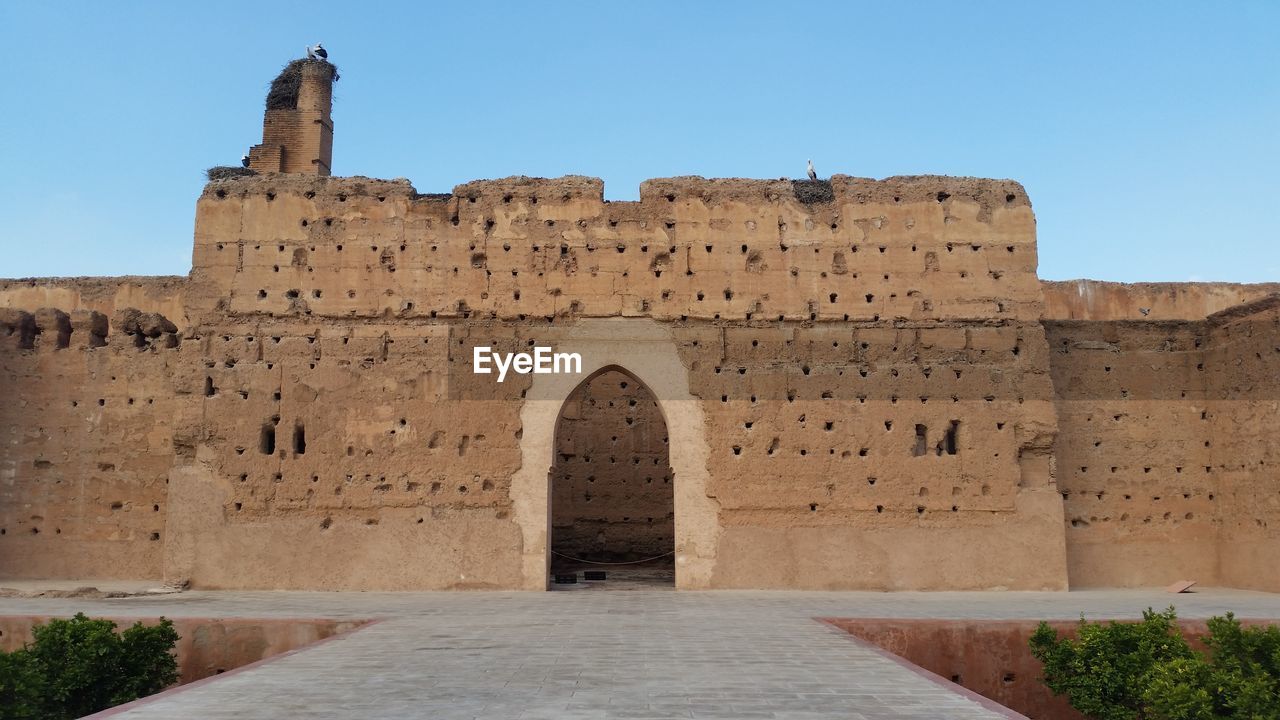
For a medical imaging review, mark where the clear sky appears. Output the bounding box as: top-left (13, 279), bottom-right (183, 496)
top-left (1, 2), bottom-right (1276, 282)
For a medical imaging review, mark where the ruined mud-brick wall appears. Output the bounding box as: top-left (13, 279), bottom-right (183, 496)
top-left (1041, 279), bottom-right (1280, 321)
top-left (0, 306), bottom-right (182, 579)
top-left (0, 277), bottom-right (188, 327)
top-left (1206, 298), bottom-right (1280, 592)
top-left (185, 174), bottom-right (1044, 323)
top-left (677, 320), bottom-right (1061, 589)
top-left (6, 167), bottom-right (1275, 591)
top-left (174, 172), bottom-right (1065, 590)
top-left (1045, 320), bottom-right (1218, 586)
top-left (551, 370), bottom-right (673, 562)
top-left (1045, 294), bottom-right (1280, 590)
top-left (165, 318), bottom-right (528, 589)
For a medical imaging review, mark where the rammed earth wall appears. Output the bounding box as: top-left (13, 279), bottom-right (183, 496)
top-left (0, 173), bottom-right (1275, 590)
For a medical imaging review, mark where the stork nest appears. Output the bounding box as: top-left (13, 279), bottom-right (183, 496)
top-left (206, 166), bottom-right (257, 181)
top-left (792, 179), bottom-right (835, 204)
top-left (266, 58), bottom-right (339, 111)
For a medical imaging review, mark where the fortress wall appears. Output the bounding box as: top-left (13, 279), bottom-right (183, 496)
top-left (1046, 295), bottom-right (1280, 591)
top-left (162, 319), bottom-right (529, 590)
top-left (0, 277), bottom-right (188, 330)
top-left (187, 174), bottom-right (1040, 326)
top-left (684, 322), bottom-right (1066, 590)
top-left (156, 315), bottom-right (1065, 590)
top-left (1045, 320), bottom-right (1219, 587)
top-left (163, 172), bottom-right (1066, 590)
top-left (24, 170), bottom-right (1280, 591)
top-left (0, 319), bottom-right (180, 580)
top-left (1041, 279), bottom-right (1280, 321)
top-left (1206, 298), bottom-right (1280, 591)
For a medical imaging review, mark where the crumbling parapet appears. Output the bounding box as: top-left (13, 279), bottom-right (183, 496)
top-left (0, 306), bottom-right (179, 350)
top-left (32, 308), bottom-right (72, 348)
top-left (114, 308), bottom-right (180, 349)
top-left (70, 309), bottom-right (108, 347)
top-left (0, 309), bottom-right (36, 349)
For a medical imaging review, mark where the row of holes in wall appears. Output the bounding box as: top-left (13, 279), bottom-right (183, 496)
top-left (227, 474), bottom-right (499, 516)
top-left (308, 511), bottom-right (514, 531)
top-left (232, 475), bottom-right (497, 493)
top-left (227, 243), bottom-right (1018, 273)
top-left (1, 526), bottom-right (161, 540)
top-left (232, 292), bottom-right (1017, 321)
top-left (203, 370), bottom-right (1036, 404)
top-left (1068, 511), bottom-right (1205, 527)
top-left (238, 413), bottom-right (985, 460)
top-left (210, 332), bottom-right (1025, 357)
top-left (216, 411), bottom-right (492, 458)
top-left (222, 236), bottom-right (1021, 254)
top-left (63, 398), bottom-right (157, 408)
top-left (222, 192), bottom-right (1019, 240)
top-left (216, 186), bottom-right (1021, 205)
top-left (727, 421), bottom-right (966, 458)
top-left (209, 502), bottom-right (1013, 519)
top-left (231, 251), bottom-right (1019, 304)
top-left (4, 497), bottom-right (165, 538)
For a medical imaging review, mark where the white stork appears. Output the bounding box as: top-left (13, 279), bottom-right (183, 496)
top-left (306, 43), bottom-right (328, 61)
top-left (806, 159), bottom-right (817, 181)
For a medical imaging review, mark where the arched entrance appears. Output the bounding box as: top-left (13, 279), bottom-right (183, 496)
top-left (550, 367), bottom-right (675, 587)
top-left (508, 318), bottom-right (720, 590)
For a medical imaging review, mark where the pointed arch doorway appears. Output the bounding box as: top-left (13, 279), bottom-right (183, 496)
top-left (550, 367), bottom-right (675, 588)
top-left (507, 319), bottom-right (720, 590)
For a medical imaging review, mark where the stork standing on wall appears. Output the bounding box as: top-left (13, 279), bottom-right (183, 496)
top-left (807, 159), bottom-right (818, 181)
top-left (306, 43), bottom-right (328, 61)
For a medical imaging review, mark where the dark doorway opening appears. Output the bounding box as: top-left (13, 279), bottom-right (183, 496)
top-left (550, 368), bottom-right (675, 589)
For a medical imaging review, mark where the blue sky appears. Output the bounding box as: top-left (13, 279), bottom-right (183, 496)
top-left (1, 2), bottom-right (1276, 282)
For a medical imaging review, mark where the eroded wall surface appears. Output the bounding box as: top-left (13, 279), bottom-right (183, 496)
top-left (0, 277), bottom-right (188, 328)
top-left (4, 171), bottom-right (1272, 591)
top-left (0, 308), bottom-right (180, 579)
top-left (680, 322), bottom-right (1063, 590)
top-left (1046, 295), bottom-right (1280, 589)
top-left (1042, 279), bottom-right (1280, 321)
top-left (163, 319), bottom-right (529, 589)
top-left (167, 173), bottom-right (1065, 590)
top-left (1207, 299), bottom-right (1280, 591)
top-left (1046, 320), bottom-right (1219, 586)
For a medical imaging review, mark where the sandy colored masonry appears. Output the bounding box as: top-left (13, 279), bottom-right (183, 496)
top-left (1, 58), bottom-right (1276, 591)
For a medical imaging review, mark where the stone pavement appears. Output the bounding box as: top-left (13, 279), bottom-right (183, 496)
top-left (2, 588), bottom-right (1278, 719)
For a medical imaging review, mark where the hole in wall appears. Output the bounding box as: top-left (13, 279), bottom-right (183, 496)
top-left (913, 424), bottom-right (928, 457)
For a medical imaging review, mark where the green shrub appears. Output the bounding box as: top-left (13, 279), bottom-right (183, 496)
top-left (0, 613), bottom-right (179, 720)
top-left (1031, 607), bottom-right (1280, 720)
top-left (0, 650), bottom-right (44, 720)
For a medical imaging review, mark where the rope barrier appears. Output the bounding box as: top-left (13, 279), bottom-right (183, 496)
top-left (549, 550), bottom-right (675, 566)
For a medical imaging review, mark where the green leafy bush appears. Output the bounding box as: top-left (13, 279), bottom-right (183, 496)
top-left (0, 613), bottom-right (179, 720)
top-left (0, 650), bottom-right (44, 719)
top-left (1030, 607), bottom-right (1280, 720)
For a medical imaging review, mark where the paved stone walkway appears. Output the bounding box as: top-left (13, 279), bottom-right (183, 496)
top-left (3, 588), bottom-right (1277, 719)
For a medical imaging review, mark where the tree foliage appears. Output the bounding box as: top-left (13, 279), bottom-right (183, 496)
top-left (1031, 607), bottom-right (1280, 720)
top-left (0, 613), bottom-right (179, 720)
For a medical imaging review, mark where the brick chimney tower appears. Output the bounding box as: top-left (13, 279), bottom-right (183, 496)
top-left (247, 58), bottom-right (336, 175)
